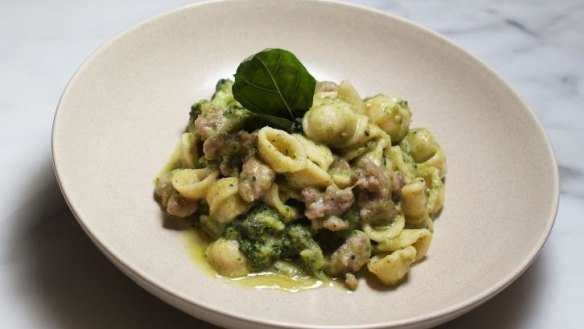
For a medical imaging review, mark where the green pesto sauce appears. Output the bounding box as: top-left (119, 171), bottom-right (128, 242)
top-left (184, 229), bottom-right (337, 292)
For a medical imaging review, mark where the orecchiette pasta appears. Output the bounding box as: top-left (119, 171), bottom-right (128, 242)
top-left (367, 246), bottom-right (417, 285)
top-left (363, 213), bottom-right (405, 243)
top-left (337, 81), bottom-right (364, 114)
top-left (400, 128), bottom-right (447, 178)
top-left (417, 166), bottom-right (445, 217)
top-left (180, 132), bottom-right (198, 169)
top-left (364, 94), bottom-right (411, 143)
top-left (376, 228), bottom-right (433, 262)
top-left (293, 134), bottom-right (334, 170)
top-left (285, 161), bottom-right (333, 189)
top-left (387, 145), bottom-right (417, 181)
top-left (401, 178), bottom-right (431, 228)
top-left (205, 238), bottom-right (251, 277)
top-left (262, 183), bottom-right (301, 223)
top-left (355, 136), bottom-right (391, 167)
top-left (303, 97), bottom-right (371, 148)
top-left (206, 177), bottom-right (251, 225)
top-left (171, 168), bottom-right (219, 200)
top-left (328, 157), bottom-right (353, 189)
top-left (257, 127), bottom-right (307, 173)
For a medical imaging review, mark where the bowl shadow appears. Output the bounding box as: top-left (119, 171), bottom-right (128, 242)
top-left (9, 159), bottom-right (219, 329)
top-left (438, 247), bottom-right (548, 328)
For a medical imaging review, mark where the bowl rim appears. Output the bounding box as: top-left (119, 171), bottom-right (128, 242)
top-left (51, 0), bottom-right (560, 328)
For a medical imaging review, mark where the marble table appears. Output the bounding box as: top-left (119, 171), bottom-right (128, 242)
top-left (1, 0), bottom-right (582, 328)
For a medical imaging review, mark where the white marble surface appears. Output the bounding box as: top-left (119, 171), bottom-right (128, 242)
top-left (1, 0), bottom-right (583, 328)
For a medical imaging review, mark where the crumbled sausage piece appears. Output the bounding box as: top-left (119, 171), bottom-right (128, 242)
top-left (239, 155), bottom-right (275, 202)
top-left (166, 194), bottom-right (198, 218)
top-left (302, 185), bottom-right (354, 221)
top-left (203, 131), bottom-right (257, 161)
top-left (322, 215), bottom-right (349, 232)
top-left (194, 105), bottom-right (228, 141)
top-left (155, 172), bottom-right (198, 218)
top-left (344, 273), bottom-right (359, 291)
top-left (326, 231), bottom-right (371, 276)
top-left (354, 159), bottom-right (396, 226)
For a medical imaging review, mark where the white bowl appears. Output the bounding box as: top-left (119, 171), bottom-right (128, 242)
top-left (52, 0), bottom-right (559, 328)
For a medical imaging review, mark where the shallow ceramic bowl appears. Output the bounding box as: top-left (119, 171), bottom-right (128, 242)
top-left (52, 0), bottom-right (559, 328)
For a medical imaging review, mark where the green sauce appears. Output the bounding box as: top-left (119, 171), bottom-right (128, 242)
top-left (184, 229), bottom-right (333, 292)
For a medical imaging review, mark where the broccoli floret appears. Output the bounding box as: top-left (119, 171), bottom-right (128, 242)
top-left (239, 205), bottom-right (286, 239)
top-left (212, 79), bottom-right (236, 107)
top-left (239, 236), bottom-right (282, 269)
top-left (223, 205), bottom-right (286, 269)
top-left (282, 225), bottom-right (326, 278)
top-left (223, 224), bottom-right (240, 241)
top-left (189, 100), bottom-right (205, 125)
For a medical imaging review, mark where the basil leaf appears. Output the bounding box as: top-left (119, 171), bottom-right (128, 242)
top-left (252, 113), bottom-right (294, 131)
top-left (232, 48), bottom-right (316, 121)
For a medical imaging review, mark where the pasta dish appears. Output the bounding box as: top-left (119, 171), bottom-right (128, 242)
top-left (154, 49), bottom-right (446, 290)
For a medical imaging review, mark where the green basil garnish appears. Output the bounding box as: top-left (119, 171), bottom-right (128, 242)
top-left (232, 48), bottom-right (316, 130)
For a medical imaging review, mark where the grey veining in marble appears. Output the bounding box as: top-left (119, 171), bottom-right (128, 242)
top-left (1, 0), bottom-right (583, 328)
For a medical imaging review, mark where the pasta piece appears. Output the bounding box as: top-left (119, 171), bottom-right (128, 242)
top-left (376, 229), bottom-right (433, 261)
top-left (339, 140), bottom-right (376, 162)
top-left (340, 114), bottom-right (372, 148)
top-left (338, 126), bottom-right (389, 162)
top-left (401, 178), bottom-right (432, 229)
top-left (328, 157), bottom-right (353, 189)
top-left (363, 213), bottom-right (405, 243)
top-left (367, 246), bottom-right (417, 285)
top-left (303, 97), bottom-right (371, 148)
top-left (257, 127), bottom-right (307, 173)
top-left (200, 215), bottom-right (223, 239)
top-left (314, 81), bottom-right (339, 102)
top-left (387, 146), bottom-right (416, 182)
top-left (357, 136), bottom-right (391, 167)
top-left (417, 166), bottom-right (445, 217)
top-left (285, 161), bottom-right (333, 189)
top-left (337, 81), bottom-right (364, 114)
top-left (418, 150), bottom-right (446, 179)
top-left (206, 177), bottom-right (252, 226)
top-left (400, 128), bottom-right (446, 178)
top-left (205, 238), bottom-right (251, 277)
top-left (171, 168), bottom-right (219, 200)
top-left (180, 132), bottom-right (198, 169)
top-left (293, 134), bottom-right (334, 170)
top-left (364, 94), bottom-right (411, 143)
top-left (263, 184), bottom-right (301, 223)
